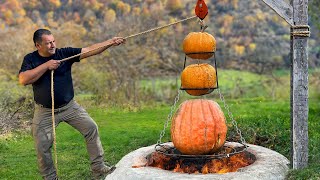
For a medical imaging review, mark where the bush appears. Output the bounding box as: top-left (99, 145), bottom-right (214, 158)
top-left (0, 74), bottom-right (33, 134)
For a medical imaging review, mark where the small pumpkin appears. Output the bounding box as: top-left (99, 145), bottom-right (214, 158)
top-left (183, 32), bottom-right (216, 60)
top-left (181, 63), bottom-right (217, 96)
top-left (171, 99), bottom-right (227, 155)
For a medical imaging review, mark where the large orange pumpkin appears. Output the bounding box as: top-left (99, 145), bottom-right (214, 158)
top-left (171, 99), bottom-right (227, 155)
top-left (183, 32), bottom-right (216, 60)
top-left (181, 63), bottom-right (217, 96)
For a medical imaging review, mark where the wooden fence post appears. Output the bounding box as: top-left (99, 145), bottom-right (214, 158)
top-left (290, 0), bottom-right (309, 169)
top-left (261, 0), bottom-right (309, 169)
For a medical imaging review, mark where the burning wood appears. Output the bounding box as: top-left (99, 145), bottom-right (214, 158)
top-left (146, 151), bottom-right (255, 174)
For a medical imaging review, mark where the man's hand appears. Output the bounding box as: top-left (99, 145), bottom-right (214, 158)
top-left (46, 60), bottom-right (61, 70)
top-left (111, 37), bottom-right (126, 46)
top-left (19, 60), bottom-right (60, 85)
top-left (80, 37), bottom-right (126, 60)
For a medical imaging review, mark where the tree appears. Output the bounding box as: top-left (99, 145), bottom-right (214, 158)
top-left (309, 0), bottom-right (320, 30)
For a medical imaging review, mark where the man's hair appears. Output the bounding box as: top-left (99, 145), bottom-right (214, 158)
top-left (33, 29), bottom-right (52, 46)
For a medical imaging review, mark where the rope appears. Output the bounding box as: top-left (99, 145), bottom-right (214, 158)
top-left (49, 15), bottom-right (198, 176)
top-left (291, 25), bottom-right (310, 37)
top-left (59, 15), bottom-right (197, 63)
top-left (51, 70), bottom-right (58, 174)
top-left (125, 15), bottom-right (197, 39)
top-left (291, 31), bottom-right (310, 37)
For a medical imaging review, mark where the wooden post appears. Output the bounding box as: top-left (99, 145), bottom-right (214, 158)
top-left (290, 0), bottom-right (309, 169)
top-left (261, 0), bottom-right (309, 169)
top-left (261, 0), bottom-right (293, 26)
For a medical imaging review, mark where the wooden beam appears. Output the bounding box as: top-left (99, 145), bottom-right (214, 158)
top-left (290, 0), bottom-right (309, 169)
top-left (261, 0), bottom-right (294, 26)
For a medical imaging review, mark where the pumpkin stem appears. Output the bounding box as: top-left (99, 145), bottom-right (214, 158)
top-left (201, 25), bottom-right (208, 32)
top-left (199, 19), bottom-right (207, 32)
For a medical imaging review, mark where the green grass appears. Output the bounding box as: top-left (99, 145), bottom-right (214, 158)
top-left (0, 105), bottom-right (172, 180)
top-left (1, 68), bottom-right (319, 179)
top-left (0, 98), bottom-right (319, 179)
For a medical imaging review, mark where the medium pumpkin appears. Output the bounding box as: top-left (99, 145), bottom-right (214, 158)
top-left (181, 63), bottom-right (217, 96)
top-left (183, 32), bottom-right (216, 60)
top-left (171, 99), bottom-right (227, 155)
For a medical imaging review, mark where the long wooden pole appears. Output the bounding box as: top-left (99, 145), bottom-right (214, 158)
top-left (261, 0), bottom-right (293, 26)
top-left (290, 0), bottom-right (309, 169)
top-left (260, 0), bottom-right (309, 169)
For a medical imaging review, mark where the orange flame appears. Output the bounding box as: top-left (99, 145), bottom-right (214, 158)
top-left (146, 151), bottom-right (255, 174)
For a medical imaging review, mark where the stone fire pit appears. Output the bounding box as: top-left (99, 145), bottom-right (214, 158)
top-left (106, 142), bottom-right (289, 180)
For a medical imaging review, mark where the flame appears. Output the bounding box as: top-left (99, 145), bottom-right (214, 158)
top-left (146, 151), bottom-right (255, 174)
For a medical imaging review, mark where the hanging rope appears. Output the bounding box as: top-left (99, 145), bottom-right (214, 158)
top-left (50, 15), bottom-right (198, 175)
top-left (50, 70), bottom-right (58, 174)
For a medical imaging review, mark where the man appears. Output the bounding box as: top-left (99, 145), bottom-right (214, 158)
top-left (19, 29), bottom-right (125, 180)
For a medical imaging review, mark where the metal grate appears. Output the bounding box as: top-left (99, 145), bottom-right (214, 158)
top-left (155, 142), bottom-right (248, 160)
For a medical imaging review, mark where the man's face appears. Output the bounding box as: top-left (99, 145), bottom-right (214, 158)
top-left (36, 34), bottom-right (56, 57)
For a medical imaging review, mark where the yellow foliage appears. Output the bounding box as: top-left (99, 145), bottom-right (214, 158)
top-left (244, 15), bottom-right (257, 25)
top-left (175, 23), bottom-right (183, 33)
top-left (249, 43), bottom-right (256, 51)
top-left (89, 0), bottom-right (103, 10)
top-left (46, 11), bottom-right (54, 19)
top-left (271, 14), bottom-right (289, 27)
top-left (234, 45), bottom-right (245, 56)
top-left (46, 11), bottom-right (58, 28)
top-left (223, 14), bottom-right (234, 27)
top-left (16, 17), bottom-right (37, 31)
top-left (0, 23), bottom-right (5, 30)
top-left (166, 0), bottom-right (183, 12)
top-left (55, 21), bottom-right (87, 47)
top-left (0, 0), bottom-right (26, 25)
top-left (281, 20), bottom-right (289, 27)
top-left (123, 4), bottom-right (131, 15)
top-left (4, 10), bottom-right (13, 19)
top-left (132, 7), bottom-right (141, 16)
top-left (18, 9), bottom-right (26, 16)
top-left (15, 17), bottom-right (25, 24)
top-left (142, 6), bottom-right (150, 17)
top-left (256, 10), bottom-right (266, 21)
top-left (117, 1), bottom-right (131, 15)
top-left (104, 9), bottom-right (117, 23)
top-left (157, 20), bottom-right (169, 35)
top-left (6, 0), bottom-right (20, 9)
top-left (219, 27), bottom-right (225, 35)
top-left (271, 15), bottom-right (280, 23)
top-left (282, 34), bottom-right (290, 41)
top-left (24, 0), bottom-right (39, 8)
top-left (49, 0), bottom-right (61, 8)
top-left (48, 19), bottom-right (59, 28)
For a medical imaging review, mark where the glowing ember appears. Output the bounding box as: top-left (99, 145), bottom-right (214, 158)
top-left (146, 151), bottom-right (255, 174)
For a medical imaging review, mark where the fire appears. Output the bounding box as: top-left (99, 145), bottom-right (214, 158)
top-left (146, 151), bottom-right (255, 174)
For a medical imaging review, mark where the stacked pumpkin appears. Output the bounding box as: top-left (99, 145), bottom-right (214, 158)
top-left (171, 99), bottom-right (227, 154)
top-left (171, 31), bottom-right (227, 155)
top-left (181, 31), bottom-right (217, 96)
